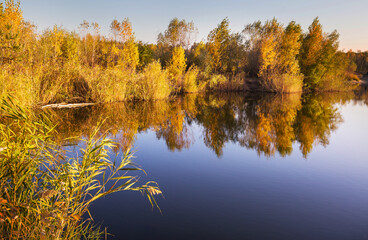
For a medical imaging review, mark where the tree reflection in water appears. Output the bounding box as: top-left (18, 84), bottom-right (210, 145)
top-left (46, 88), bottom-right (368, 158)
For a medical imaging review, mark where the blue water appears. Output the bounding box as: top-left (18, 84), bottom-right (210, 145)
top-left (59, 92), bottom-right (368, 240)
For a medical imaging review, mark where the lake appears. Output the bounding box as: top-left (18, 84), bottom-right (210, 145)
top-left (50, 89), bottom-right (368, 240)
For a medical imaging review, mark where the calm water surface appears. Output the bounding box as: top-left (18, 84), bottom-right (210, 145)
top-left (53, 90), bottom-right (368, 240)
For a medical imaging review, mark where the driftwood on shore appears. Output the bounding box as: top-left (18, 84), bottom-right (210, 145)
top-left (41, 103), bottom-right (96, 109)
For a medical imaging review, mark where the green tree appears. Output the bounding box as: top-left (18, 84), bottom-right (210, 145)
top-left (299, 17), bottom-right (343, 90)
top-left (137, 42), bottom-right (155, 69)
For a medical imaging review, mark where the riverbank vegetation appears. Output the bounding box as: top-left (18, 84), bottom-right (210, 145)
top-left (0, 0), bottom-right (364, 106)
top-left (0, 97), bottom-right (161, 239)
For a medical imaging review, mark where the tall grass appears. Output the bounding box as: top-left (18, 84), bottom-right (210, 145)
top-left (39, 64), bottom-right (92, 104)
top-left (0, 66), bottom-right (41, 106)
top-left (0, 96), bottom-right (161, 239)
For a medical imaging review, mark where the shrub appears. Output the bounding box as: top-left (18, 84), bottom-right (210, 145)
top-left (85, 66), bottom-right (131, 102)
top-left (182, 66), bottom-right (200, 93)
top-left (134, 61), bottom-right (171, 100)
top-left (261, 72), bottom-right (303, 93)
top-left (208, 74), bottom-right (227, 91)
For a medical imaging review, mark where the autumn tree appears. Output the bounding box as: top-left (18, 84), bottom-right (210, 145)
top-left (90, 22), bottom-right (100, 67)
top-left (108, 18), bottom-right (139, 71)
top-left (0, 0), bottom-right (23, 64)
top-left (227, 33), bottom-right (247, 74)
top-left (244, 19), bottom-right (303, 92)
top-left (157, 18), bottom-right (197, 49)
top-left (120, 18), bottom-right (132, 43)
top-left (110, 19), bottom-right (121, 43)
top-left (61, 31), bottom-right (79, 64)
top-left (167, 46), bottom-right (187, 90)
top-left (157, 18), bottom-right (197, 67)
top-left (78, 20), bottom-right (89, 64)
top-left (299, 17), bottom-right (344, 90)
top-left (120, 37), bottom-right (139, 71)
top-left (18, 21), bottom-right (37, 66)
top-left (207, 18), bottom-right (231, 73)
top-left (187, 41), bottom-right (210, 72)
top-left (40, 26), bottom-right (65, 64)
top-left (78, 20), bottom-right (101, 67)
top-left (40, 26), bottom-right (79, 65)
top-left (119, 18), bottom-right (139, 71)
top-left (264, 20), bottom-right (303, 92)
top-left (354, 51), bottom-right (368, 73)
top-left (243, 21), bottom-right (263, 76)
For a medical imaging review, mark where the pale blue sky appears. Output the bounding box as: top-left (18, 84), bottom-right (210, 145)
top-left (20, 0), bottom-right (368, 51)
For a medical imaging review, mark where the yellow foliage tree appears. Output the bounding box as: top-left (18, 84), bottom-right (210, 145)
top-left (258, 19), bottom-right (303, 92)
top-left (110, 19), bottom-right (121, 43)
top-left (119, 19), bottom-right (138, 71)
top-left (108, 18), bottom-right (139, 71)
top-left (0, 0), bottom-right (23, 64)
top-left (167, 46), bottom-right (187, 89)
top-left (207, 18), bottom-right (230, 73)
top-left (120, 38), bottom-right (139, 71)
top-left (259, 34), bottom-right (278, 78)
top-left (120, 18), bottom-right (132, 43)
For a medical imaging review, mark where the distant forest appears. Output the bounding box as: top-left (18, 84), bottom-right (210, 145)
top-left (0, 0), bottom-right (367, 105)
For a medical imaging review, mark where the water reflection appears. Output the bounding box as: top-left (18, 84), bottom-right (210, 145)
top-left (46, 88), bottom-right (368, 158)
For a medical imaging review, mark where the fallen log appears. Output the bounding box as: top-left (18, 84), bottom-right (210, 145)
top-left (41, 103), bottom-right (96, 109)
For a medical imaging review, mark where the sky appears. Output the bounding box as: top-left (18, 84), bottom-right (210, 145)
top-left (20, 0), bottom-right (368, 51)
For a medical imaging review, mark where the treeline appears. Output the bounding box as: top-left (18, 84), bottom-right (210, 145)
top-left (0, 0), bottom-right (362, 105)
top-left (346, 51), bottom-right (368, 74)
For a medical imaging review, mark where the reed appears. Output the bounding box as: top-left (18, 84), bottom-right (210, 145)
top-left (0, 96), bottom-right (161, 239)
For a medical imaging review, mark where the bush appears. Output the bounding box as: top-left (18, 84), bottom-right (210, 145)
top-left (85, 66), bottom-right (131, 102)
top-left (208, 74), bottom-right (227, 91)
top-left (182, 66), bottom-right (200, 93)
top-left (260, 73), bottom-right (303, 93)
top-left (134, 61), bottom-right (172, 100)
